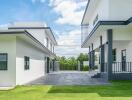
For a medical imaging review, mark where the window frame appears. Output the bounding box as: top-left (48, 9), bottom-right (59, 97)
top-left (24, 56), bottom-right (30, 70)
top-left (112, 49), bottom-right (116, 62)
top-left (0, 53), bottom-right (8, 70)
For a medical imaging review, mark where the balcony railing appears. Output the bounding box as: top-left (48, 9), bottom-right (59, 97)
top-left (101, 62), bottom-right (132, 73)
top-left (112, 62), bottom-right (132, 73)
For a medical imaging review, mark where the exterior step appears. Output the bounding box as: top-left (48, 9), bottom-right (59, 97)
top-left (91, 73), bottom-right (101, 78)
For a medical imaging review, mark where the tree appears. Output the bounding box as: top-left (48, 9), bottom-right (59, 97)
top-left (55, 56), bottom-right (77, 70)
top-left (77, 53), bottom-right (89, 70)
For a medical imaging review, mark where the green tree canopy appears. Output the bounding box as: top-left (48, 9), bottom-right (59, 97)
top-left (77, 53), bottom-right (89, 61)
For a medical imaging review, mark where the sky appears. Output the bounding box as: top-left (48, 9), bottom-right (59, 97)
top-left (0, 0), bottom-right (88, 58)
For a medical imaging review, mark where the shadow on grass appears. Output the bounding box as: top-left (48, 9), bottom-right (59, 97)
top-left (48, 81), bottom-right (132, 97)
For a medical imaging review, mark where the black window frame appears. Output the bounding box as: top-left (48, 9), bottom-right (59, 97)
top-left (24, 56), bottom-right (30, 70)
top-left (0, 53), bottom-right (8, 70)
top-left (112, 49), bottom-right (116, 62)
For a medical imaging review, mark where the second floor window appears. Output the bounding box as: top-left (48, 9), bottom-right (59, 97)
top-left (93, 14), bottom-right (98, 26)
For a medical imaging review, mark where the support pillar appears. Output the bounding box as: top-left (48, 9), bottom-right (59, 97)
top-left (89, 46), bottom-right (92, 70)
top-left (107, 29), bottom-right (113, 80)
top-left (91, 43), bottom-right (95, 69)
top-left (100, 45), bottom-right (105, 72)
top-left (100, 36), bottom-right (105, 72)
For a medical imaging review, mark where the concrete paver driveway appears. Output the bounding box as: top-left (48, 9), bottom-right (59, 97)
top-left (28, 71), bottom-right (110, 86)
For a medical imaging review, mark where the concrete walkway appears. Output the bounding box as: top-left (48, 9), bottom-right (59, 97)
top-left (27, 71), bottom-right (110, 86)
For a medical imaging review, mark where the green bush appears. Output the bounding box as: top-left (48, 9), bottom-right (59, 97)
top-left (82, 65), bottom-right (89, 71)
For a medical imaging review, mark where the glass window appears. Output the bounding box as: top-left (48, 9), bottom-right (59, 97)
top-left (24, 56), bottom-right (30, 70)
top-left (112, 49), bottom-right (116, 62)
top-left (0, 53), bottom-right (8, 70)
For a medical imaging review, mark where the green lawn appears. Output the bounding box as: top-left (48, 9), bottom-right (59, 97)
top-left (1, 81), bottom-right (132, 100)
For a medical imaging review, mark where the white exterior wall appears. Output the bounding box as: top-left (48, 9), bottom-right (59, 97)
top-left (82, 0), bottom-right (132, 44)
top-left (113, 28), bottom-right (132, 41)
top-left (115, 41), bottom-right (132, 62)
top-left (126, 42), bottom-right (132, 62)
top-left (16, 37), bottom-right (45, 85)
top-left (93, 30), bottom-right (107, 50)
top-left (100, 28), bottom-right (132, 63)
top-left (85, 0), bottom-right (109, 37)
top-left (27, 29), bottom-right (55, 53)
top-left (26, 29), bottom-right (46, 46)
top-left (113, 41), bottom-right (128, 62)
top-left (109, 0), bottom-right (132, 20)
top-left (0, 35), bottom-right (16, 87)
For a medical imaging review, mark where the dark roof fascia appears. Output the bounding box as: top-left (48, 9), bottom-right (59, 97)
top-left (81, 0), bottom-right (91, 25)
top-left (126, 17), bottom-right (132, 24)
top-left (81, 17), bottom-right (132, 47)
top-left (0, 30), bottom-right (25, 34)
top-left (8, 27), bottom-right (50, 29)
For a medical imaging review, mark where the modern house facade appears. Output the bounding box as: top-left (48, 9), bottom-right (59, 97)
top-left (0, 22), bottom-right (57, 87)
top-left (81, 0), bottom-right (132, 80)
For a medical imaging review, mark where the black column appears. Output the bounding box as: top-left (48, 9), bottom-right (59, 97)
top-left (91, 43), bottom-right (95, 69)
top-left (100, 36), bottom-right (105, 72)
top-left (89, 46), bottom-right (91, 70)
top-left (47, 57), bottom-right (50, 73)
top-left (107, 29), bottom-right (113, 80)
top-left (100, 45), bottom-right (105, 72)
top-left (53, 59), bottom-right (55, 71)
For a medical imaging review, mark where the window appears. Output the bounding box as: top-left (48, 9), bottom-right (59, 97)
top-left (93, 15), bottom-right (98, 25)
top-left (24, 56), bottom-right (30, 70)
top-left (0, 53), bottom-right (8, 70)
top-left (112, 49), bottom-right (116, 62)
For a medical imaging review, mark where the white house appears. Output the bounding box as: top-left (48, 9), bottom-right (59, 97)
top-left (0, 22), bottom-right (57, 87)
top-left (81, 0), bottom-right (132, 80)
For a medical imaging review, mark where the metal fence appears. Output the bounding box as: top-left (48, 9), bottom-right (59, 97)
top-left (112, 62), bottom-right (132, 73)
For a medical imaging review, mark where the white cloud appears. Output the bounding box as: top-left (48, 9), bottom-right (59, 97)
top-left (57, 29), bottom-right (81, 45)
top-left (49, 0), bottom-right (87, 26)
top-left (31, 0), bottom-right (46, 3)
top-left (55, 29), bottom-right (88, 57)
